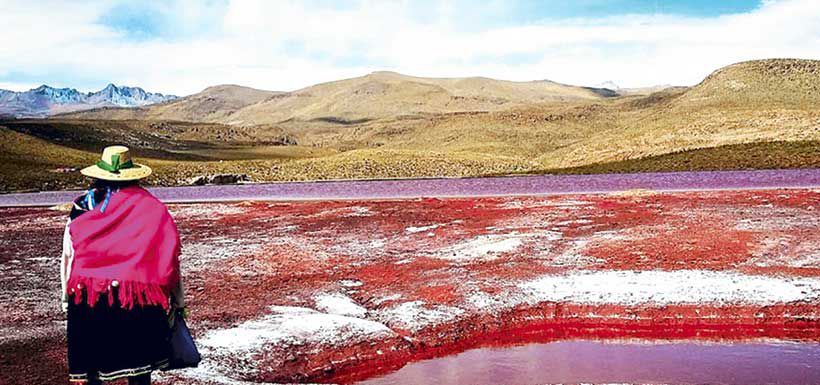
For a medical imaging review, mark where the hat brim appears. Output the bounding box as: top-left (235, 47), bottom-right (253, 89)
top-left (80, 163), bottom-right (152, 181)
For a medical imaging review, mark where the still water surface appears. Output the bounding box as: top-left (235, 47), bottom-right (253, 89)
top-left (3, 168), bottom-right (820, 207)
top-left (356, 340), bottom-right (820, 385)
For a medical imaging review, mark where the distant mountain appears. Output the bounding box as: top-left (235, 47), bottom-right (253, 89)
top-left (57, 84), bottom-right (281, 123)
top-left (62, 72), bottom-right (613, 125)
top-left (593, 81), bottom-right (621, 90)
top-left (592, 81), bottom-right (673, 96)
top-left (54, 60), bottom-right (820, 131)
top-left (223, 71), bottom-right (613, 125)
top-left (0, 84), bottom-right (177, 117)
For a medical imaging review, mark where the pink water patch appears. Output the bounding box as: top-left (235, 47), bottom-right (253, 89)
top-left (357, 340), bottom-right (820, 385)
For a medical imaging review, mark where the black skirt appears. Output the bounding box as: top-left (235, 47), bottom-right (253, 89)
top-left (67, 289), bottom-right (170, 382)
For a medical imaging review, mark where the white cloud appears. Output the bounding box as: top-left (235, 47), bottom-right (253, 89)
top-left (0, 0), bottom-right (818, 95)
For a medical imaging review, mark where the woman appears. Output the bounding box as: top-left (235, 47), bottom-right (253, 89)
top-left (61, 146), bottom-right (185, 385)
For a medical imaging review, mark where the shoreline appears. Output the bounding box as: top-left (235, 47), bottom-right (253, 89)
top-left (319, 312), bottom-right (820, 384)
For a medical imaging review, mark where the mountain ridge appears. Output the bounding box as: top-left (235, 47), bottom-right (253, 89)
top-left (0, 84), bottom-right (177, 117)
top-left (52, 84), bottom-right (281, 122)
top-left (61, 71), bottom-right (626, 125)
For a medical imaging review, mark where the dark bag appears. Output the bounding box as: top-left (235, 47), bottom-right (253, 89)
top-left (163, 308), bottom-right (202, 370)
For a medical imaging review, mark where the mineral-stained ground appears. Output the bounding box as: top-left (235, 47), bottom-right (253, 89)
top-left (1, 188), bottom-right (819, 384)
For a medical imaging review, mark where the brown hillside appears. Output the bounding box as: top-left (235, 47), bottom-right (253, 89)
top-left (676, 58), bottom-right (820, 108)
top-left (60, 72), bottom-right (608, 126)
top-left (59, 85), bottom-right (281, 123)
top-left (536, 59), bottom-right (820, 168)
top-left (228, 71), bottom-right (609, 125)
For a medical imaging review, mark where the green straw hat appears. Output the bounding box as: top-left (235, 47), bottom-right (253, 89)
top-left (80, 145), bottom-right (152, 181)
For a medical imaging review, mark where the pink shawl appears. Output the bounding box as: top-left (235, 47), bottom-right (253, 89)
top-left (68, 186), bottom-right (181, 310)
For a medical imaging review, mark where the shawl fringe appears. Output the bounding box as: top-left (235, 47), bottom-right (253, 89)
top-left (68, 275), bottom-right (170, 310)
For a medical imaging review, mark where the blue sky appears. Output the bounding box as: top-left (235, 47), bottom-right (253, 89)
top-left (97, 1), bottom-right (227, 41)
top-left (1, 0), bottom-right (817, 95)
top-left (95, 1), bottom-right (761, 40)
top-left (515, 0), bottom-right (760, 18)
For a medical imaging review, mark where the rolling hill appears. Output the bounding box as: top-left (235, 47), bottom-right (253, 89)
top-left (677, 58), bottom-right (820, 108)
top-left (61, 71), bottom-right (616, 125)
top-left (223, 71), bottom-right (615, 124)
top-left (2, 58), bottom-right (819, 193)
top-left (536, 58), bottom-right (820, 169)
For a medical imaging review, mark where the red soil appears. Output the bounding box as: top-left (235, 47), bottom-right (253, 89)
top-left (1, 188), bottom-right (819, 384)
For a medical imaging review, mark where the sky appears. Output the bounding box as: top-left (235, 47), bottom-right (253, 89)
top-left (0, 0), bottom-right (818, 95)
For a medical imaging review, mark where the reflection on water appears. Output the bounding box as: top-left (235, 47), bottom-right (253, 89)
top-left (356, 340), bottom-right (820, 385)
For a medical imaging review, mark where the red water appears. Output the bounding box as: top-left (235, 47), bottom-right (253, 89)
top-left (355, 340), bottom-right (820, 385)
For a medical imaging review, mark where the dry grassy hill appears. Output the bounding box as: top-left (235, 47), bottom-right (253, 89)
top-left (3, 59), bottom-right (820, 193)
top-left (678, 58), bottom-right (820, 108)
top-left (538, 59), bottom-right (820, 169)
top-left (64, 72), bottom-right (612, 125)
top-left (226, 71), bottom-right (613, 124)
top-left (59, 85), bottom-right (281, 123)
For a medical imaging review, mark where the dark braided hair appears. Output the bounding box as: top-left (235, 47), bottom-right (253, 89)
top-left (91, 178), bottom-right (140, 190)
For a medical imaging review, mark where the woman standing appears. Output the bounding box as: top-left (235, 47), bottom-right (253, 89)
top-left (61, 146), bottom-right (185, 385)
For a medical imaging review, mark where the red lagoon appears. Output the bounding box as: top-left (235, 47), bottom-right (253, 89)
top-left (1, 187), bottom-right (819, 384)
top-left (356, 340), bottom-right (820, 385)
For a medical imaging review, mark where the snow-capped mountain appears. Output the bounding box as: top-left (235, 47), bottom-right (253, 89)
top-left (0, 84), bottom-right (177, 117)
top-left (593, 81), bottom-right (621, 91)
top-left (86, 84), bottom-right (175, 107)
top-left (591, 80), bottom-right (674, 95)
